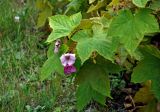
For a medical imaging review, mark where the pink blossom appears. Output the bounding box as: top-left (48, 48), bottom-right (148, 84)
top-left (60, 53), bottom-right (76, 66)
top-left (64, 65), bottom-right (76, 75)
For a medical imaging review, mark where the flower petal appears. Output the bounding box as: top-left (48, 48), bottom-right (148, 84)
top-left (62, 61), bottom-right (68, 66)
top-left (69, 54), bottom-right (76, 60)
top-left (64, 65), bottom-right (76, 75)
top-left (67, 59), bottom-right (75, 66)
top-left (60, 54), bottom-right (67, 66)
top-left (70, 65), bottom-right (76, 73)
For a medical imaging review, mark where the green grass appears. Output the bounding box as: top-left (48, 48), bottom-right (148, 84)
top-left (0, 0), bottom-right (56, 112)
top-left (0, 1), bottom-right (77, 112)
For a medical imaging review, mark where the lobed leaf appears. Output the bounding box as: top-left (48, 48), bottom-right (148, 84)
top-left (108, 9), bottom-right (159, 55)
top-left (132, 46), bottom-right (160, 100)
top-left (47, 12), bottom-right (82, 43)
top-left (76, 61), bottom-right (110, 111)
top-left (72, 24), bottom-right (118, 63)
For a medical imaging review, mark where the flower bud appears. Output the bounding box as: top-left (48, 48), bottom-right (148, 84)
top-left (54, 39), bottom-right (61, 54)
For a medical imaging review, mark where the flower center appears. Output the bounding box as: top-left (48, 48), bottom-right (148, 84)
top-left (65, 56), bottom-right (70, 60)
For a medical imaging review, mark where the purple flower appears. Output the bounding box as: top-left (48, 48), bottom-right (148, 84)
top-left (54, 39), bottom-right (61, 54)
top-left (64, 65), bottom-right (76, 75)
top-left (60, 53), bottom-right (76, 66)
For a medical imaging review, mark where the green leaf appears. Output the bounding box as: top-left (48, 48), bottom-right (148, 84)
top-left (36, 0), bottom-right (53, 28)
top-left (76, 61), bottom-right (110, 111)
top-left (108, 9), bottom-right (159, 55)
top-left (47, 43), bottom-right (68, 58)
top-left (108, 0), bottom-right (119, 6)
top-left (76, 82), bottom-right (106, 111)
top-left (58, 44), bottom-right (69, 55)
top-left (47, 43), bottom-right (54, 58)
top-left (78, 19), bottom-right (93, 29)
top-left (96, 55), bottom-right (122, 74)
top-left (70, 12), bottom-right (82, 26)
top-left (143, 99), bottom-right (157, 112)
top-left (36, 0), bottom-right (45, 9)
top-left (89, 0), bottom-right (96, 4)
top-left (37, 7), bottom-right (52, 28)
top-left (40, 54), bottom-right (64, 81)
top-left (92, 90), bottom-right (106, 105)
top-left (90, 65), bottom-right (110, 96)
top-left (72, 25), bottom-right (118, 63)
top-left (139, 99), bottom-right (157, 112)
top-left (131, 46), bottom-right (160, 100)
top-left (149, 0), bottom-right (160, 11)
top-left (87, 0), bottom-right (107, 13)
top-left (66, 0), bottom-right (85, 12)
top-left (132, 0), bottom-right (149, 8)
top-left (143, 45), bottom-right (160, 59)
top-left (47, 12), bottom-right (82, 43)
top-left (76, 82), bottom-right (92, 111)
top-left (77, 62), bottom-right (111, 96)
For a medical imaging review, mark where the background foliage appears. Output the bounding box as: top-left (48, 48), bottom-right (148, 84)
top-left (40, 0), bottom-right (160, 111)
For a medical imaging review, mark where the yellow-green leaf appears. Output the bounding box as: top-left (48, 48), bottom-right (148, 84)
top-left (87, 0), bottom-right (107, 13)
top-left (37, 7), bottom-right (52, 28)
top-left (47, 12), bottom-right (82, 43)
top-left (134, 81), bottom-right (154, 103)
top-left (108, 0), bottom-right (119, 6)
top-left (89, 0), bottom-right (96, 4)
top-left (72, 18), bottom-right (118, 63)
top-left (132, 0), bottom-right (149, 8)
